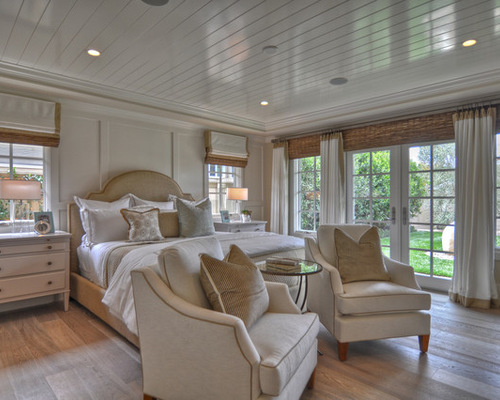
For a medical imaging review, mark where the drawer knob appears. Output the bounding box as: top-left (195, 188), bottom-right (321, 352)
top-left (47, 245), bottom-right (53, 250)
top-left (48, 281), bottom-right (53, 285)
top-left (47, 262), bottom-right (52, 266)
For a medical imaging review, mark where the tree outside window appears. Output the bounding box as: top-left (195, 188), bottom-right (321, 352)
top-left (295, 156), bottom-right (321, 231)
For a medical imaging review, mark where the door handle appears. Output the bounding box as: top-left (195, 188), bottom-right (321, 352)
top-left (391, 207), bottom-right (396, 224)
top-left (402, 207), bottom-right (408, 225)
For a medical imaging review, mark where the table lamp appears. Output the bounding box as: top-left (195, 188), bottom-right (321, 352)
top-left (0, 180), bottom-right (42, 232)
top-left (226, 187), bottom-right (248, 221)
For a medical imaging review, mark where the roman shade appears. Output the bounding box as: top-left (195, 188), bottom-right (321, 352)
top-left (0, 93), bottom-right (60, 147)
top-left (204, 131), bottom-right (249, 167)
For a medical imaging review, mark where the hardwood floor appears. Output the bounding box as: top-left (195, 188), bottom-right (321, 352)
top-left (0, 292), bottom-right (499, 399)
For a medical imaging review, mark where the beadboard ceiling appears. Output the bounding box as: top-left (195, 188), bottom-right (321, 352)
top-left (0, 0), bottom-right (499, 135)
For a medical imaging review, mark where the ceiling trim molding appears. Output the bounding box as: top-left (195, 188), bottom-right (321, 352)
top-left (0, 62), bottom-right (265, 133)
top-left (264, 69), bottom-right (500, 135)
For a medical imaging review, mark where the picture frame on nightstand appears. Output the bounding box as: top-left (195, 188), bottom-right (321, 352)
top-left (34, 211), bottom-right (55, 234)
top-left (220, 210), bottom-right (230, 223)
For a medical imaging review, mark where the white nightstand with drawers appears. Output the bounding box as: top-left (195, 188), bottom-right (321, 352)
top-left (213, 220), bottom-right (267, 233)
top-left (0, 231), bottom-right (71, 311)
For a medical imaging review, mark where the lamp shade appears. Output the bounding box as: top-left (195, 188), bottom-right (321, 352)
top-left (0, 180), bottom-right (41, 200)
top-left (227, 187), bottom-right (248, 201)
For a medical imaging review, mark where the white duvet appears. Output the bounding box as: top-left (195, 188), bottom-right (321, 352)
top-left (101, 232), bottom-right (304, 335)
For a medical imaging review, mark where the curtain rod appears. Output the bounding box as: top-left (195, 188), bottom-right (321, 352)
top-left (272, 98), bottom-right (500, 143)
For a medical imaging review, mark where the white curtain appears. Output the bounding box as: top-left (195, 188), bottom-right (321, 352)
top-left (450, 107), bottom-right (499, 309)
top-left (319, 132), bottom-right (345, 224)
top-left (270, 143), bottom-right (289, 234)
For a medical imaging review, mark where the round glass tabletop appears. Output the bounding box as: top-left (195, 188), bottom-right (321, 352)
top-left (257, 259), bottom-right (322, 276)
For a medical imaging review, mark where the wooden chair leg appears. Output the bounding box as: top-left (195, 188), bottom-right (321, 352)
top-left (144, 394), bottom-right (155, 400)
top-left (337, 341), bottom-right (349, 361)
top-left (307, 368), bottom-right (316, 389)
top-left (419, 334), bottom-right (430, 352)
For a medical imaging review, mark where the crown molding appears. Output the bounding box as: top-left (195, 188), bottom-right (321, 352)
top-left (0, 62), bottom-right (265, 134)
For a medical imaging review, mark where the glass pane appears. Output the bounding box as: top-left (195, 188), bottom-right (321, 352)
top-left (409, 146), bottom-right (431, 171)
top-left (497, 189), bottom-right (500, 217)
top-left (300, 157), bottom-right (315, 172)
top-left (0, 199), bottom-right (9, 221)
top-left (410, 249), bottom-right (431, 275)
top-left (373, 199), bottom-right (390, 221)
top-left (315, 156), bottom-right (321, 170)
top-left (0, 156), bottom-right (9, 173)
top-left (433, 143), bottom-right (455, 169)
top-left (409, 172), bottom-right (430, 197)
top-left (497, 160), bottom-right (500, 186)
top-left (0, 143), bottom-right (9, 156)
top-left (314, 192), bottom-right (320, 211)
top-left (353, 152), bottom-right (370, 175)
top-left (353, 175), bottom-right (370, 197)
top-left (497, 219), bottom-right (500, 247)
top-left (374, 221), bottom-right (391, 247)
top-left (497, 133), bottom-right (500, 156)
top-left (433, 253), bottom-right (454, 277)
top-left (409, 225), bottom-right (432, 250)
top-left (13, 144), bottom-right (43, 158)
top-left (300, 212), bottom-right (315, 231)
top-left (409, 198), bottom-right (430, 223)
top-left (354, 199), bottom-right (370, 220)
top-left (434, 225), bottom-right (455, 252)
top-left (300, 171), bottom-right (314, 192)
top-left (433, 198), bottom-right (455, 225)
top-left (372, 151), bottom-right (390, 173)
top-left (433, 171), bottom-right (455, 196)
top-left (372, 174), bottom-right (390, 197)
top-left (300, 192), bottom-right (314, 211)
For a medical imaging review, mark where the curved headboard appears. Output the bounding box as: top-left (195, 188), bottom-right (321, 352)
top-left (67, 170), bottom-right (194, 273)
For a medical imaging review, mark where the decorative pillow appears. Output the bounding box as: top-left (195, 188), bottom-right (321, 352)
top-left (81, 208), bottom-right (130, 244)
top-left (334, 227), bottom-right (391, 283)
top-left (200, 245), bottom-right (269, 328)
top-left (157, 236), bottom-right (224, 309)
top-left (120, 208), bottom-right (163, 242)
top-left (175, 197), bottom-right (215, 237)
top-left (130, 194), bottom-right (174, 210)
top-left (158, 210), bottom-right (179, 237)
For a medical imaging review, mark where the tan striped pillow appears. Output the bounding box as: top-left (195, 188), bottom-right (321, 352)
top-left (200, 245), bottom-right (269, 328)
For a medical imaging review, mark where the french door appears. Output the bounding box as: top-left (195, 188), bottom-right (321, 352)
top-left (346, 142), bottom-right (455, 291)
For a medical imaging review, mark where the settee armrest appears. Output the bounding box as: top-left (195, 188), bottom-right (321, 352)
top-left (384, 256), bottom-right (421, 289)
top-left (131, 268), bottom-right (261, 399)
top-left (305, 237), bottom-right (343, 294)
top-left (265, 281), bottom-right (301, 314)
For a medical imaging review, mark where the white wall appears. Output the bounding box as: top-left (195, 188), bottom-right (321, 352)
top-left (48, 99), bottom-right (266, 231)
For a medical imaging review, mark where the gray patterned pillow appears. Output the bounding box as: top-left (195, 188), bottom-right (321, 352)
top-left (175, 197), bottom-right (215, 237)
top-left (200, 245), bottom-right (269, 328)
top-left (120, 208), bottom-right (163, 242)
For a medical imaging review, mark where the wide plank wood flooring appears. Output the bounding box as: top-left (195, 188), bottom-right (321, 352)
top-left (0, 292), bottom-right (499, 400)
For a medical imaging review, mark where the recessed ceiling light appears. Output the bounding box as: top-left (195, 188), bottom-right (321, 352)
top-left (260, 100), bottom-right (269, 106)
top-left (87, 49), bottom-right (101, 57)
top-left (462, 39), bottom-right (477, 47)
top-left (330, 77), bottom-right (348, 86)
top-left (262, 45), bottom-right (278, 55)
top-left (141, 0), bottom-right (169, 5)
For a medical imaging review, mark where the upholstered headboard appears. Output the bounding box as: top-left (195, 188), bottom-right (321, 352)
top-left (67, 170), bottom-right (194, 274)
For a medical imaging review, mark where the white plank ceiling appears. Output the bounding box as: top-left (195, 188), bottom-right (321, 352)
top-left (0, 0), bottom-right (499, 135)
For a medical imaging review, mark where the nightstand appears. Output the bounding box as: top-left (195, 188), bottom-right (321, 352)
top-left (0, 231), bottom-right (71, 311)
top-left (213, 220), bottom-right (267, 233)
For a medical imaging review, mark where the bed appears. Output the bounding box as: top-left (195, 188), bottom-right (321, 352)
top-left (68, 170), bottom-right (304, 346)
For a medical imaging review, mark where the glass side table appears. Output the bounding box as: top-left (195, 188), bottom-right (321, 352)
top-left (257, 259), bottom-right (323, 312)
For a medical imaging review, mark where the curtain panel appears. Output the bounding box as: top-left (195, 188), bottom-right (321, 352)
top-left (270, 142), bottom-right (289, 234)
top-left (0, 93), bottom-right (60, 147)
top-left (319, 133), bottom-right (345, 224)
top-left (450, 107), bottom-right (499, 309)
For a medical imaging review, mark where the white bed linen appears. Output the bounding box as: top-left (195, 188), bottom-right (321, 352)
top-left (101, 232), bottom-right (304, 335)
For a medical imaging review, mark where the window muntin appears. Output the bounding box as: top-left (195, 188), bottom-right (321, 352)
top-left (294, 156), bottom-right (321, 232)
top-left (0, 143), bottom-right (44, 224)
top-left (207, 164), bottom-right (242, 214)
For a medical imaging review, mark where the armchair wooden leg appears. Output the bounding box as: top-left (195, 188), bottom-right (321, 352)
top-left (337, 341), bottom-right (349, 361)
top-left (307, 368), bottom-right (316, 389)
top-left (418, 334), bottom-right (430, 353)
top-left (144, 394), bottom-right (155, 400)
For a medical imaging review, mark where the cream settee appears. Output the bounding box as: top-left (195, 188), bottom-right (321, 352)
top-left (131, 237), bottom-right (319, 400)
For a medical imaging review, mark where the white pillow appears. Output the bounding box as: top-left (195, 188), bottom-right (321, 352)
top-left (130, 194), bottom-right (174, 210)
top-left (81, 208), bottom-right (130, 244)
top-left (74, 194), bottom-right (132, 240)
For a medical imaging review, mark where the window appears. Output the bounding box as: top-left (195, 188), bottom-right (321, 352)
top-left (207, 164), bottom-right (242, 214)
top-left (294, 156), bottom-right (321, 232)
top-left (496, 133), bottom-right (500, 247)
top-left (0, 143), bottom-right (44, 225)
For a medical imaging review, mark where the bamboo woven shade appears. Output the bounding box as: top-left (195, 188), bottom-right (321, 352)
top-left (342, 111), bottom-right (455, 151)
top-left (288, 135), bottom-right (320, 159)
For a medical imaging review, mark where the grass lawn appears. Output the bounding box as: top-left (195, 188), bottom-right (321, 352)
top-left (380, 231), bottom-right (453, 278)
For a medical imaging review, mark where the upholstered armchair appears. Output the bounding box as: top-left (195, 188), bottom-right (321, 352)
top-left (131, 237), bottom-right (319, 400)
top-left (305, 224), bottom-right (431, 361)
